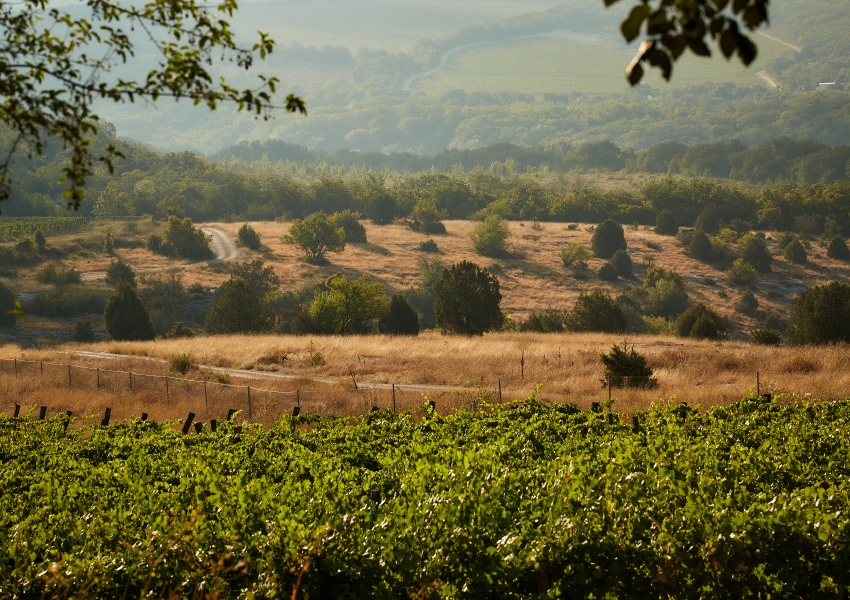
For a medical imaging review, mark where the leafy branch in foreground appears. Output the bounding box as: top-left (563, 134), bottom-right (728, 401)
top-left (0, 0), bottom-right (306, 212)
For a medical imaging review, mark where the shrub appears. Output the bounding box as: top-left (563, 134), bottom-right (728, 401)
top-left (694, 209), bottom-right (719, 234)
top-left (654, 210), bottom-right (678, 236)
top-left (105, 258), bottom-right (136, 287)
top-left (281, 211), bottom-right (346, 262)
top-left (310, 275), bottom-right (388, 335)
top-left (560, 242), bottom-right (592, 273)
top-left (145, 233), bottom-right (162, 253)
top-left (332, 210), bottom-right (367, 243)
top-left (366, 193), bottom-right (397, 226)
top-left (235, 223), bottom-right (262, 249)
top-left (468, 215), bottom-right (511, 257)
top-left (34, 230), bottom-right (46, 253)
top-left (591, 219), bottom-right (627, 259)
top-left (101, 226), bottom-right (115, 253)
top-left (642, 265), bottom-right (690, 319)
top-left (103, 282), bottom-right (156, 341)
top-left (167, 321), bottom-right (196, 339)
top-left (610, 249), bottom-right (633, 278)
top-left (674, 303), bottom-right (725, 340)
top-left (564, 290), bottom-right (626, 333)
top-left (827, 236), bottom-right (850, 260)
top-left (599, 343), bottom-right (657, 389)
top-left (408, 199), bottom-right (447, 234)
top-left (783, 238), bottom-right (807, 264)
top-left (735, 288), bottom-right (759, 313)
top-left (751, 328), bottom-right (782, 346)
top-left (742, 237), bottom-right (772, 273)
top-left (418, 239), bottom-right (439, 253)
top-left (434, 261), bottom-right (503, 335)
top-left (725, 258), bottom-right (757, 287)
top-left (776, 232), bottom-right (796, 250)
top-left (13, 238), bottom-right (37, 262)
top-left (72, 318), bottom-right (96, 342)
top-left (0, 281), bottom-right (17, 328)
top-left (689, 230), bottom-right (713, 261)
top-left (599, 262), bottom-right (619, 281)
top-left (205, 279), bottom-right (274, 335)
top-left (519, 308), bottom-right (564, 333)
top-left (160, 216), bottom-right (214, 260)
top-left (787, 281), bottom-right (850, 345)
top-left (378, 293), bottom-right (420, 335)
top-left (230, 259), bottom-right (280, 299)
top-left (168, 352), bottom-right (193, 375)
top-left (764, 310), bottom-right (785, 333)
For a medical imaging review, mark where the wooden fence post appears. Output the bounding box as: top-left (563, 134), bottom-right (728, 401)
top-left (141, 413), bottom-right (148, 422)
top-left (757, 372), bottom-right (760, 397)
top-left (227, 408), bottom-right (237, 422)
top-left (13, 403), bottom-right (20, 417)
top-left (296, 389), bottom-right (300, 408)
top-left (204, 380), bottom-right (208, 407)
top-left (182, 412), bottom-right (195, 435)
top-left (63, 411), bottom-right (72, 432)
top-left (14, 358), bottom-right (16, 379)
top-left (40, 361), bottom-right (43, 374)
top-left (165, 376), bottom-right (169, 401)
top-left (194, 422), bottom-right (203, 434)
top-left (210, 419), bottom-right (217, 433)
top-left (97, 368), bottom-right (100, 391)
top-left (38, 406), bottom-right (47, 420)
top-left (101, 408), bottom-right (111, 427)
top-left (247, 386), bottom-right (252, 418)
top-left (129, 372), bottom-right (132, 392)
top-left (499, 379), bottom-right (502, 402)
top-left (68, 364), bottom-right (71, 388)
top-left (392, 384), bottom-right (396, 413)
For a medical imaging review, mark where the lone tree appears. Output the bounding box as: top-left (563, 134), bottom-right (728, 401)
top-left (591, 219), bottom-right (627, 259)
top-left (610, 249), bottom-right (633, 278)
top-left (103, 282), bottom-right (155, 341)
top-left (674, 303), bottom-right (726, 340)
top-left (787, 281), bottom-right (850, 345)
top-left (468, 215), bottom-right (511, 257)
top-left (378, 294), bottom-right (420, 335)
top-left (434, 261), bottom-right (504, 335)
top-left (654, 210), bottom-right (678, 236)
top-left (104, 258), bottom-right (137, 288)
top-left (743, 236), bottom-right (773, 273)
top-left (599, 343), bottom-right (657, 389)
top-left (784, 238), bottom-right (807, 264)
top-left (205, 279), bottom-right (273, 334)
top-left (281, 211), bottom-right (346, 262)
top-left (235, 224), bottom-right (262, 250)
top-left (827, 236), bottom-right (850, 260)
top-left (564, 290), bottom-right (627, 333)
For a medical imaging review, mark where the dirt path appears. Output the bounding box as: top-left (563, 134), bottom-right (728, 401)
top-left (756, 31), bottom-right (802, 53)
top-left (80, 227), bottom-right (241, 281)
top-left (757, 70), bottom-right (779, 89)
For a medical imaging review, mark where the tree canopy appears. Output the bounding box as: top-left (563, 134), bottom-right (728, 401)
top-left (434, 261), bottom-right (503, 335)
top-left (281, 211), bottom-right (346, 261)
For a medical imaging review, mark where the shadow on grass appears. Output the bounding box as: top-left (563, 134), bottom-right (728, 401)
top-left (353, 243), bottom-right (392, 256)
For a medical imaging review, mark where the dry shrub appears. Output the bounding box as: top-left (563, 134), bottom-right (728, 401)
top-left (779, 355), bottom-right (819, 374)
top-left (256, 350), bottom-right (290, 365)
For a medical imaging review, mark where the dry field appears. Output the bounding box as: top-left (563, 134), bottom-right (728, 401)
top-left (3, 332), bottom-right (849, 426)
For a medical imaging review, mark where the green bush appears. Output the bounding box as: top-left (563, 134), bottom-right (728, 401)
top-left (783, 238), bottom-right (807, 264)
top-left (34, 230), bottom-right (46, 253)
top-left (610, 249), bottom-right (632, 278)
top-left (332, 210), bottom-right (367, 244)
top-left (742, 237), bottom-right (772, 273)
top-left (103, 282), bottom-right (156, 341)
top-left (0, 281), bottom-right (16, 328)
top-left (145, 233), bottom-right (162, 253)
top-left (468, 215), bottom-right (511, 257)
top-left (788, 281), bottom-right (850, 345)
top-left (168, 352), bottom-right (193, 375)
top-left (564, 290), bottom-right (626, 333)
top-left (674, 303), bottom-right (726, 340)
top-left (694, 209), bottom-right (719, 234)
top-left (688, 230), bottom-right (713, 261)
top-left (764, 310), bottom-right (785, 333)
top-left (827, 236), bottom-right (850, 260)
top-left (725, 258), bottom-right (758, 287)
top-left (434, 261), bottom-right (503, 335)
top-left (599, 343), bottom-right (657, 389)
top-left (205, 279), bottom-right (274, 335)
top-left (735, 288), bottom-right (759, 313)
top-left (101, 226), bottom-right (115, 253)
top-left (104, 258), bottom-right (136, 288)
top-left (378, 293), bottom-right (420, 335)
top-left (13, 238), bottom-right (37, 262)
top-left (776, 232), bottom-right (796, 250)
top-left (29, 287), bottom-right (103, 318)
top-left (230, 259), bottom-right (280, 299)
top-left (591, 219), bottom-right (627, 259)
top-left (641, 265), bottom-right (690, 319)
top-left (417, 239), bottom-right (439, 253)
top-left (518, 308), bottom-right (564, 333)
top-left (560, 242), bottom-right (592, 273)
top-left (235, 223), bottom-right (262, 249)
top-left (72, 318), bottom-right (96, 342)
top-left (654, 210), bottom-right (678, 236)
top-left (167, 322), bottom-right (196, 339)
top-left (599, 262), bottom-right (619, 281)
top-left (160, 216), bottom-right (213, 260)
top-left (281, 211), bottom-right (346, 262)
top-left (751, 328), bottom-right (782, 346)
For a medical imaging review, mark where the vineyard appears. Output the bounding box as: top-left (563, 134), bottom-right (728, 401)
top-left (0, 216), bottom-right (87, 237)
top-left (1, 392), bottom-right (848, 598)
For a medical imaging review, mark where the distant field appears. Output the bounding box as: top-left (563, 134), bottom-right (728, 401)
top-left (417, 34), bottom-right (797, 95)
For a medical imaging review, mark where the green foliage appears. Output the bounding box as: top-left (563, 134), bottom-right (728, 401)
top-left (378, 293), bottom-right (420, 335)
top-left (641, 264), bottom-right (690, 319)
top-left (0, 216), bottom-right (86, 237)
top-left (281, 211), bottom-right (346, 261)
top-left (742, 236), bottom-right (773, 273)
top-left (33, 230), bottom-right (46, 252)
top-left (434, 261), bottom-right (503, 335)
top-left (751, 328), bottom-right (782, 346)
top-left (72, 318), bottom-right (96, 342)
top-left (776, 232), bottom-right (797, 250)
top-left (332, 210), bottom-right (367, 243)
top-left (765, 310), bottom-right (785, 333)
top-left (417, 239), bottom-right (439, 253)
top-left (694, 209), bottom-right (719, 234)
top-left (104, 258), bottom-right (136, 288)
top-left (101, 226), bottom-right (115, 253)
top-left (205, 279), bottom-right (274, 335)
top-left (518, 308), bottom-right (564, 333)
top-left (167, 322), bottom-right (196, 339)
top-left (13, 238), bottom-right (37, 262)
top-left (0, 281), bottom-right (16, 328)
top-left (103, 282), bottom-right (155, 341)
top-left (725, 258), bottom-right (758, 287)
top-left (654, 210), bottom-right (678, 236)
top-left (168, 352), bottom-right (193, 375)
top-left (417, 256), bottom-right (446, 290)
top-left (735, 288), bottom-right (760, 313)
top-left (591, 219), bottom-right (627, 259)
top-left (788, 281), bottom-right (850, 345)
top-left (139, 271), bottom-right (188, 336)
top-left (599, 343), bottom-right (657, 389)
top-left (407, 199), bottom-right (447, 234)
top-left (689, 229), bottom-right (714, 261)
top-left (674, 303), bottom-right (726, 340)
top-left (468, 214), bottom-right (511, 257)
top-left (610, 249), bottom-right (633, 278)
top-left (784, 238), bottom-right (807, 264)
top-left (559, 242), bottom-right (592, 273)
top-left (145, 233), bottom-right (162, 253)
top-left (308, 275), bottom-right (388, 335)
top-left (159, 216), bottom-right (213, 260)
top-left (598, 262), bottom-right (618, 281)
top-left (235, 223), bottom-right (262, 249)
top-left (827, 236), bottom-right (850, 260)
top-left (230, 259), bottom-right (280, 299)
top-left (565, 290), bottom-right (626, 333)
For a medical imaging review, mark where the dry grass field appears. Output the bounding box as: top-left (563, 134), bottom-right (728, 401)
top-left (3, 331), bottom-right (850, 426)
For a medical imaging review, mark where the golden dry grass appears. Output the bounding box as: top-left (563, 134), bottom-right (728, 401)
top-left (4, 332), bottom-right (850, 423)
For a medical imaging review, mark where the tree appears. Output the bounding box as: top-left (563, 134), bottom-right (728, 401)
top-left (139, 271), bottom-right (187, 336)
top-left (235, 224), bottom-right (262, 250)
top-left (642, 265), bottom-right (690, 319)
top-left (167, 322), bottom-right (196, 339)
top-left (519, 309), bottom-right (564, 333)
top-left (608, 0), bottom-right (768, 86)
top-left (560, 243), bottom-right (592, 273)
top-left (784, 238), bottom-right (807, 264)
top-left (735, 288), bottom-right (759, 313)
top-left (827, 237), bottom-right (850, 260)
top-left (610, 249), bottom-right (633, 278)
top-left (0, 0), bottom-right (305, 213)
top-left (469, 215), bottom-right (511, 257)
top-left (564, 290), bottom-right (626, 333)
top-left (159, 216), bottom-right (213, 260)
top-left (230, 259), bottom-right (280, 299)
top-left (674, 303), bottom-right (725, 340)
top-left (788, 282), bottom-right (850, 345)
top-left (689, 230), bottom-right (713, 262)
top-left (378, 294), bottom-right (420, 335)
top-left (103, 282), bottom-right (155, 341)
top-left (34, 230), bottom-right (46, 253)
top-left (599, 262), bottom-right (619, 282)
top-left (599, 343), bottom-right (657, 389)
top-left (725, 258), bottom-right (757, 287)
top-left (434, 261), bottom-right (503, 335)
top-left (591, 219), bottom-right (627, 259)
top-left (205, 279), bottom-right (273, 334)
top-left (332, 210), bottom-right (367, 243)
top-left (281, 211), bottom-right (346, 262)
top-left (751, 329), bottom-right (782, 346)
top-left (72, 318), bottom-right (96, 342)
top-left (654, 210), bottom-right (678, 236)
top-left (309, 274), bottom-right (388, 335)
top-left (0, 281), bottom-right (15, 328)
top-left (742, 236), bottom-right (772, 273)
top-left (105, 258), bottom-right (136, 288)
top-left (694, 209), bottom-right (720, 235)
